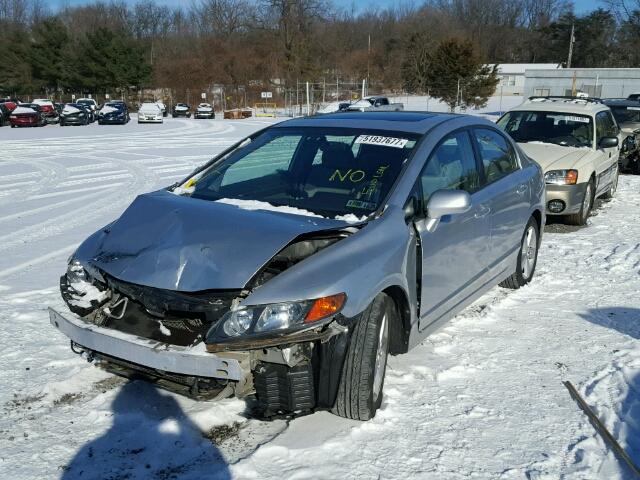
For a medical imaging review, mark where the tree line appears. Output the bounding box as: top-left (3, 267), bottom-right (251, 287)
top-left (1, 0), bottom-right (640, 108)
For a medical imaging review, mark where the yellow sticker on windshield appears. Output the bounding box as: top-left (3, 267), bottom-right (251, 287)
top-left (355, 135), bottom-right (408, 148)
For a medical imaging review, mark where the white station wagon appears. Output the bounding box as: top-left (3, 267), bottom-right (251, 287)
top-left (498, 97), bottom-right (620, 225)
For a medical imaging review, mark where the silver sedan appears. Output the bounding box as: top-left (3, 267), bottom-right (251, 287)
top-left (51, 112), bottom-right (545, 421)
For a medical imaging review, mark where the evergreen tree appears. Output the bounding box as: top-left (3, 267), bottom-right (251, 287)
top-left (0, 29), bottom-right (33, 95)
top-left (403, 37), bottom-right (498, 110)
top-left (75, 28), bottom-right (152, 92)
top-left (30, 18), bottom-right (72, 94)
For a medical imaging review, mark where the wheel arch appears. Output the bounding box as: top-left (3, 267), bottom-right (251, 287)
top-left (531, 208), bottom-right (542, 238)
top-left (382, 285), bottom-right (411, 355)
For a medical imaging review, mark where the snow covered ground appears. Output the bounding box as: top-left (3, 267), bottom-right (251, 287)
top-left (0, 108), bottom-right (639, 479)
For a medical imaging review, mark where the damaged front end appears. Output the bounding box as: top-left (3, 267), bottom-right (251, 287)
top-left (55, 225), bottom-right (360, 416)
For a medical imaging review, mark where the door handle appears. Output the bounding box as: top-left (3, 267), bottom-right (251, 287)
top-left (516, 183), bottom-right (528, 195)
top-left (474, 204), bottom-right (491, 219)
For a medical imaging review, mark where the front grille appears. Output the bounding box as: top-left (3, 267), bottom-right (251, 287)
top-left (102, 275), bottom-right (239, 346)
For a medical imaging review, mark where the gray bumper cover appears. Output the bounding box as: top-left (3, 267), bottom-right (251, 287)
top-left (545, 183), bottom-right (588, 215)
top-left (49, 308), bottom-right (243, 380)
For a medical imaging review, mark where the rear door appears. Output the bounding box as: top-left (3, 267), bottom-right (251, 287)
top-left (595, 110), bottom-right (619, 193)
top-left (471, 127), bottom-right (531, 278)
top-left (416, 129), bottom-right (491, 329)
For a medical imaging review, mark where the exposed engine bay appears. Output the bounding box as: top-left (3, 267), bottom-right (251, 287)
top-left (58, 227), bottom-right (358, 415)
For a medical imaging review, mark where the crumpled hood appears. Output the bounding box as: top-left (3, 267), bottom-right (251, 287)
top-left (74, 190), bottom-right (350, 291)
top-left (518, 142), bottom-right (591, 171)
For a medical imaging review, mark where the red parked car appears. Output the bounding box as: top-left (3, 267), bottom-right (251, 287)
top-left (0, 99), bottom-right (19, 112)
top-left (9, 104), bottom-right (47, 128)
top-left (33, 99), bottom-right (59, 123)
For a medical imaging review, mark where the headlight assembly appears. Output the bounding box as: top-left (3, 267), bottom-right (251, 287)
top-left (211, 293), bottom-right (346, 342)
top-left (67, 259), bottom-right (88, 284)
top-left (544, 169), bottom-right (578, 185)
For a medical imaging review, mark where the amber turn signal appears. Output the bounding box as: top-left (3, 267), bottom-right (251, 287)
top-left (565, 170), bottom-right (578, 185)
top-left (304, 293), bottom-right (346, 323)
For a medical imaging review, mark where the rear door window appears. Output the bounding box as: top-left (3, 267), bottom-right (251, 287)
top-left (473, 128), bottom-right (519, 184)
top-left (420, 130), bottom-right (480, 201)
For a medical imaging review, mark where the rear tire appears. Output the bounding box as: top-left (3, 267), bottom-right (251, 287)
top-left (332, 293), bottom-right (392, 420)
top-left (500, 217), bottom-right (539, 289)
top-left (566, 179), bottom-right (594, 226)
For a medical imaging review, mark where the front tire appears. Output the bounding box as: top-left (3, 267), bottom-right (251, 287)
top-left (500, 217), bottom-right (539, 289)
top-left (566, 179), bottom-right (594, 226)
top-left (332, 293), bottom-right (392, 420)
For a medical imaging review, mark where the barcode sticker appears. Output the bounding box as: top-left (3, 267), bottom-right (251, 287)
top-left (355, 135), bottom-right (408, 148)
top-left (562, 115), bottom-right (590, 123)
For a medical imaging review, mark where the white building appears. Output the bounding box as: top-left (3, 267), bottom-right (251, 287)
top-left (491, 63), bottom-right (561, 96)
top-left (523, 68), bottom-right (640, 98)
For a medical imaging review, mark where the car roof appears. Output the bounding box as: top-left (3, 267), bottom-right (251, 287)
top-left (509, 97), bottom-right (609, 115)
top-left (274, 111), bottom-right (469, 134)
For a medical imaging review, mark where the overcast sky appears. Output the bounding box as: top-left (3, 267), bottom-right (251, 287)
top-left (49, 0), bottom-right (604, 15)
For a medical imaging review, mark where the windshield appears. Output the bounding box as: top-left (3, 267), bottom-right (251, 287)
top-left (498, 110), bottom-right (593, 148)
top-left (185, 127), bottom-right (420, 218)
top-left (610, 105), bottom-right (640, 124)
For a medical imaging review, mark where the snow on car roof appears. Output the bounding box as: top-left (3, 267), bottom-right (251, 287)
top-left (12, 106), bottom-right (37, 114)
top-left (513, 97), bottom-right (609, 115)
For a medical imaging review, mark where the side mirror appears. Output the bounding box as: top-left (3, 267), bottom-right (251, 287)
top-left (423, 190), bottom-right (472, 232)
top-left (599, 136), bottom-right (619, 149)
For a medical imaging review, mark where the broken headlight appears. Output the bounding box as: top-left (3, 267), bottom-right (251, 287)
top-left (67, 259), bottom-right (88, 283)
top-left (211, 293), bottom-right (346, 341)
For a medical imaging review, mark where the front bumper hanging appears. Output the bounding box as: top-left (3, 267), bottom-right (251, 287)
top-left (48, 307), bottom-right (244, 381)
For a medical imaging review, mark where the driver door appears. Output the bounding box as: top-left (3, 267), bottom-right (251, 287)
top-left (416, 130), bottom-right (491, 330)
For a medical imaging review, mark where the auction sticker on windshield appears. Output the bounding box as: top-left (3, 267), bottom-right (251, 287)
top-left (561, 115), bottom-right (590, 123)
top-left (355, 135), bottom-right (408, 148)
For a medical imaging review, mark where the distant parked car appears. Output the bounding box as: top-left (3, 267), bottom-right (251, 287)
top-left (33, 98), bottom-right (59, 124)
top-left (9, 103), bottom-right (46, 127)
top-left (172, 103), bottom-right (191, 118)
top-left (602, 98), bottom-right (640, 174)
top-left (0, 99), bottom-right (19, 112)
top-left (138, 102), bottom-right (163, 123)
top-left (98, 102), bottom-right (130, 125)
top-left (498, 96), bottom-right (620, 225)
top-left (59, 103), bottom-right (91, 126)
top-left (627, 93), bottom-right (640, 102)
top-left (194, 103), bottom-right (215, 119)
top-left (156, 101), bottom-right (168, 117)
top-left (346, 96), bottom-right (403, 112)
top-left (76, 98), bottom-right (98, 112)
top-left (317, 101), bottom-right (352, 114)
top-left (0, 103), bottom-right (10, 126)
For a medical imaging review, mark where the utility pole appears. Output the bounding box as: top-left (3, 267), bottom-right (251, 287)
top-left (367, 34), bottom-right (371, 89)
top-left (567, 23), bottom-right (575, 69)
top-left (455, 78), bottom-right (460, 113)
